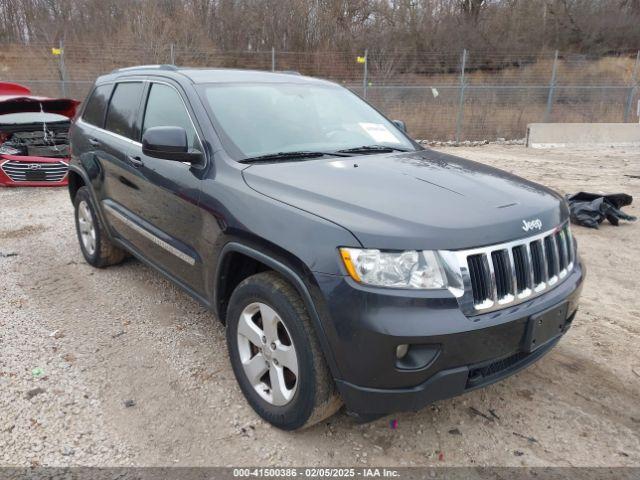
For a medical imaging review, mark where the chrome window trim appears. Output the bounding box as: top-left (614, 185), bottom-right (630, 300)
top-left (444, 222), bottom-right (575, 316)
top-left (77, 118), bottom-right (142, 147)
top-left (78, 78), bottom-right (206, 166)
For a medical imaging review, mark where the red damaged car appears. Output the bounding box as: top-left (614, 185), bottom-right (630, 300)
top-left (0, 82), bottom-right (79, 187)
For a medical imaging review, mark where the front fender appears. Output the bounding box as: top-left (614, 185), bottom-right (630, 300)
top-left (214, 241), bottom-right (344, 381)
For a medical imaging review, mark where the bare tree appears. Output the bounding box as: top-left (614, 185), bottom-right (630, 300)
top-left (0, 0), bottom-right (638, 57)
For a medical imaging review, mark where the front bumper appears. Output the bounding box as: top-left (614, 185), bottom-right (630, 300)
top-left (312, 259), bottom-right (584, 415)
top-left (337, 334), bottom-right (564, 416)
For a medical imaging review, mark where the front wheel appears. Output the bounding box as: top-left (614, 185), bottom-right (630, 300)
top-left (226, 271), bottom-right (342, 430)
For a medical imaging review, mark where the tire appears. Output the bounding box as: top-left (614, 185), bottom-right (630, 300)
top-left (226, 271), bottom-right (342, 430)
top-left (73, 186), bottom-right (126, 268)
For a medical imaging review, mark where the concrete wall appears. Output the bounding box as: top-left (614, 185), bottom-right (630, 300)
top-left (526, 123), bottom-right (640, 148)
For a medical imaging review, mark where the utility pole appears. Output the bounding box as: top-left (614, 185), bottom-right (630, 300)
top-left (624, 51), bottom-right (640, 122)
top-left (59, 39), bottom-right (67, 97)
top-left (455, 49), bottom-right (467, 143)
top-left (544, 50), bottom-right (559, 123)
top-left (362, 49), bottom-right (368, 99)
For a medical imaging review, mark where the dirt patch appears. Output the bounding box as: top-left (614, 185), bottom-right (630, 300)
top-left (0, 146), bottom-right (638, 467)
top-left (0, 223), bottom-right (46, 239)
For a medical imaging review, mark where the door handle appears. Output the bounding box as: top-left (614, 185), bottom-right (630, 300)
top-left (127, 155), bottom-right (144, 168)
top-left (88, 137), bottom-right (100, 147)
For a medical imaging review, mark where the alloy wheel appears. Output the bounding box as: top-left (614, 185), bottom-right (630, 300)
top-left (77, 200), bottom-right (96, 256)
top-left (236, 302), bottom-right (298, 406)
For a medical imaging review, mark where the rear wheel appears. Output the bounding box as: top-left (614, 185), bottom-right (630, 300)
top-left (226, 271), bottom-right (342, 430)
top-left (74, 187), bottom-right (126, 268)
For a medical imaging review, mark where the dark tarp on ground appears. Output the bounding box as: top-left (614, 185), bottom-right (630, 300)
top-left (565, 192), bottom-right (637, 229)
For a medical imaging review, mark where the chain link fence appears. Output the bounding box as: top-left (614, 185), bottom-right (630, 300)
top-left (1, 42), bottom-right (638, 141)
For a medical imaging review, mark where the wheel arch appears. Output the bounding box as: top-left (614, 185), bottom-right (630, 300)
top-left (67, 168), bottom-right (85, 202)
top-left (214, 241), bottom-right (342, 380)
top-left (67, 165), bottom-right (113, 239)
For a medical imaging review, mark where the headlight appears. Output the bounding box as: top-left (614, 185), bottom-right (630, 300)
top-left (0, 145), bottom-right (20, 155)
top-left (339, 248), bottom-right (448, 289)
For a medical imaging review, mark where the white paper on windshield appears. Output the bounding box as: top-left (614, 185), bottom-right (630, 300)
top-left (359, 122), bottom-right (401, 144)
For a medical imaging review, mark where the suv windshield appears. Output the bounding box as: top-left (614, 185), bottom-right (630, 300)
top-left (198, 82), bottom-right (416, 160)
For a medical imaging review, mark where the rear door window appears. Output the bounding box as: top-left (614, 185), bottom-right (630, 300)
top-left (105, 82), bottom-right (144, 140)
top-left (82, 84), bottom-right (113, 127)
top-left (142, 83), bottom-right (201, 151)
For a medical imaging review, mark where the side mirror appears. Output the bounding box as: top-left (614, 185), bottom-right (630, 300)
top-left (142, 126), bottom-right (202, 163)
top-left (392, 120), bottom-right (407, 133)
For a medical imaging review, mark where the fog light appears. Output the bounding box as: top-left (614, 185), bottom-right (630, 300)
top-left (396, 344), bottom-right (409, 359)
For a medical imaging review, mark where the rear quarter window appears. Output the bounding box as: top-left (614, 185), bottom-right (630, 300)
top-left (105, 82), bottom-right (144, 139)
top-left (82, 84), bottom-right (113, 127)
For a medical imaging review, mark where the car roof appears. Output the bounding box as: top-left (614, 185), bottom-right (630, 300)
top-left (96, 65), bottom-right (338, 87)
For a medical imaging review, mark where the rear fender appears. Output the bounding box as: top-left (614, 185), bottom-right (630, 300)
top-left (67, 164), bottom-right (114, 240)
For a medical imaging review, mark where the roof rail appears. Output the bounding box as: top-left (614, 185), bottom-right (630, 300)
top-left (110, 64), bottom-right (178, 74)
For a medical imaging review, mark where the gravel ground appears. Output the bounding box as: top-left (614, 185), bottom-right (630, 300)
top-left (1, 145), bottom-right (639, 467)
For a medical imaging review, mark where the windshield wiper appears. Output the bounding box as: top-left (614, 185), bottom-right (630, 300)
top-left (239, 150), bottom-right (350, 163)
top-left (337, 145), bottom-right (410, 154)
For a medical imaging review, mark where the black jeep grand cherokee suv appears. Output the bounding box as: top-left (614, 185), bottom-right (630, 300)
top-left (68, 66), bottom-right (584, 430)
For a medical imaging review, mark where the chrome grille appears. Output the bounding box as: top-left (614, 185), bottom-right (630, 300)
top-left (1, 160), bottom-right (68, 182)
top-left (455, 223), bottom-right (575, 315)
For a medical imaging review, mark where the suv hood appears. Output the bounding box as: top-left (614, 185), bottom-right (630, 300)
top-left (242, 149), bottom-right (568, 250)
